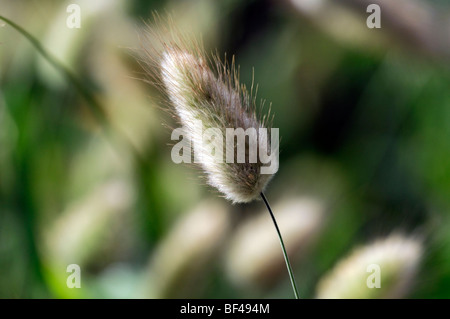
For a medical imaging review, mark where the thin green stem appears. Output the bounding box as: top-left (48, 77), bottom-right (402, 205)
top-left (0, 15), bottom-right (106, 125)
top-left (260, 192), bottom-right (300, 299)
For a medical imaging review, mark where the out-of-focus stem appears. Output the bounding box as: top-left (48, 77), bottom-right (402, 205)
top-left (0, 15), bottom-right (107, 125)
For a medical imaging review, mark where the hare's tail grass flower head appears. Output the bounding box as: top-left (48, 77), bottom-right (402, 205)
top-left (140, 19), bottom-right (278, 204)
top-left (139, 16), bottom-right (299, 299)
top-left (316, 233), bottom-right (423, 299)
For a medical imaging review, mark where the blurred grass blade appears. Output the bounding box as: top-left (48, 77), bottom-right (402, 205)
top-left (0, 15), bottom-right (106, 125)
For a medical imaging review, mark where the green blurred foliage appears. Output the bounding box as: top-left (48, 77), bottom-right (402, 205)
top-left (0, 0), bottom-right (449, 298)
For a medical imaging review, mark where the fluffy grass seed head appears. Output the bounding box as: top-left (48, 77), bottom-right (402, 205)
top-left (143, 199), bottom-right (230, 298)
top-left (141, 20), bottom-right (278, 203)
top-left (316, 234), bottom-right (423, 299)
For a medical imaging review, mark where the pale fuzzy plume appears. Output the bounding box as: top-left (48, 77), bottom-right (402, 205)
top-left (43, 180), bottom-right (134, 268)
top-left (316, 234), bottom-right (423, 299)
top-left (225, 197), bottom-right (324, 289)
top-left (142, 200), bottom-right (230, 298)
top-left (152, 31), bottom-right (277, 203)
